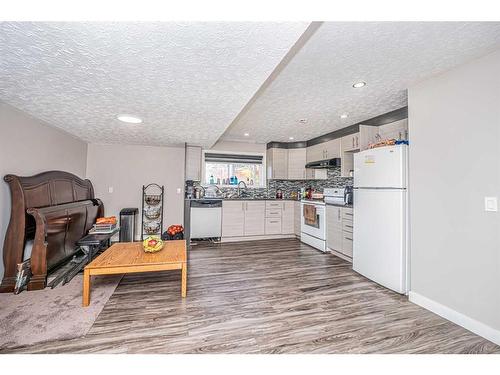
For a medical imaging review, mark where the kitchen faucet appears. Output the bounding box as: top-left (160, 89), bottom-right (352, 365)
top-left (237, 181), bottom-right (248, 197)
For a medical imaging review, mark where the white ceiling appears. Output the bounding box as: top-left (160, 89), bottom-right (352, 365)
top-left (0, 22), bottom-right (308, 147)
top-left (222, 22), bottom-right (500, 143)
top-left (2, 22), bottom-right (500, 148)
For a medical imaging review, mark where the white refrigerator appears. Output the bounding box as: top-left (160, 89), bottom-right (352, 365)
top-left (353, 144), bottom-right (409, 294)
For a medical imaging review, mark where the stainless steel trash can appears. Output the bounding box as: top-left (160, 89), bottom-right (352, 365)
top-left (119, 208), bottom-right (138, 242)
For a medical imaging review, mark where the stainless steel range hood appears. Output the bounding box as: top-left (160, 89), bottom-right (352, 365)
top-left (305, 158), bottom-right (341, 169)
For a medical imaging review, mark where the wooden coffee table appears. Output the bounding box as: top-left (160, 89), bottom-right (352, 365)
top-left (82, 240), bottom-right (187, 307)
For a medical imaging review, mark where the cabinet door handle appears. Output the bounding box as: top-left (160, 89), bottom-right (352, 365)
top-left (352, 137), bottom-right (355, 148)
top-left (356, 136), bottom-right (359, 147)
top-left (338, 209), bottom-right (341, 220)
top-left (344, 237), bottom-right (353, 241)
top-left (345, 224), bottom-right (353, 228)
top-left (404, 130), bottom-right (408, 139)
top-left (344, 212), bottom-right (353, 216)
top-left (270, 220), bottom-right (279, 223)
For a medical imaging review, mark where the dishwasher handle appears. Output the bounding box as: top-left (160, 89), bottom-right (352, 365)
top-left (190, 200), bottom-right (222, 208)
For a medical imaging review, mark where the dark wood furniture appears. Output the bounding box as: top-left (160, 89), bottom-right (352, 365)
top-left (1, 171), bottom-right (104, 292)
top-left (47, 228), bottom-right (119, 289)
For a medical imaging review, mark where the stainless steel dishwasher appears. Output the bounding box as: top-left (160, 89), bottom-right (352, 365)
top-left (189, 199), bottom-right (222, 239)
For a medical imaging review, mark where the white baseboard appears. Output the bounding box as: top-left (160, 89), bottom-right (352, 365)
top-left (409, 291), bottom-right (500, 346)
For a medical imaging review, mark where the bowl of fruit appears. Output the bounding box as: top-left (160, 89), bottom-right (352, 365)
top-left (142, 236), bottom-right (164, 253)
top-left (162, 225), bottom-right (184, 240)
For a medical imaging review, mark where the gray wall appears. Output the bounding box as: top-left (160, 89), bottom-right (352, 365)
top-left (86, 143), bottom-right (186, 240)
top-left (408, 50), bottom-right (500, 332)
top-left (0, 102), bottom-right (88, 280)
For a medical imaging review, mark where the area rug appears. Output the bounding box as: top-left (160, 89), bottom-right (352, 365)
top-left (0, 274), bottom-right (122, 350)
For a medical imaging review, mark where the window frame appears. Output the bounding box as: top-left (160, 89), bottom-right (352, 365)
top-left (201, 150), bottom-right (267, 188)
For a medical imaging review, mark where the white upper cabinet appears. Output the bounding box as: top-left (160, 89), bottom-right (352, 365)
top-left (357, 120), bottom-right (409, 151)
top-left (377, 119), bottom-right (408, 141)
top-left (324, 138), bottom-right (341, 159)
top-left (185, 145), bottom-right (202, 181)
top-left (287, 148), bottom-right (307, 180)
top-left (306, 138), bottom-right (340, 163)
top-left (306, 143), bottom-right (324, 163)
top-left (358, 125), bottom-right (379, 151)
top-left (266, 147), bottom-right (288, 180)
top-left (341, 132), bottom-right (360, 153)
top-left (340, 132), bottom-right (360, 177)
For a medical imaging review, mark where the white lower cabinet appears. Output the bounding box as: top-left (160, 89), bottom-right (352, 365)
top-left (265, 200), bottom-right (283, 235)
top-left (341, 235), bottom-right (353, 258)
top-left (222, 201), bottom-right (245, 237)
top-left (265, 218), bottom-right (282, 235)
top-left (281, 200), bottom-right (295, 234)
top-left (326, 205), bottom-right (342, 251)
top-left (294, 201), bottom-right (301, 236)
top-left (341, 207), bottom-right (353, 258)
top-left (222, 200), bottom-right (296, 240)
top-left (244, 201), bottom-right (265, 236)
top-left (326, 205), bottom-right (353, 261)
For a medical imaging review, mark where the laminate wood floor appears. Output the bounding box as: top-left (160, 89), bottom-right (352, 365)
top-left (2, 239), bottom-right (499, 354)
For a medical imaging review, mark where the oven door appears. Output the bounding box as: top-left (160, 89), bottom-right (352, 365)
top-left (301, 203), bottom-right (325, 239)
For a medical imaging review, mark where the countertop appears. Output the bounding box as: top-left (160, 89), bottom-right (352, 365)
top-left (186, 197), bottom-right (300, 201)
top-left (185, 197), bottom-right (353, 208)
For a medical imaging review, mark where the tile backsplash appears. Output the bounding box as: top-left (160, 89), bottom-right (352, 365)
top-left (218, 166), bottom-right (352, 199)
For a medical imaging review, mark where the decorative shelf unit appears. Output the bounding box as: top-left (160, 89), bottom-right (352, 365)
top-left (141, 183), bottom-right (164, 240)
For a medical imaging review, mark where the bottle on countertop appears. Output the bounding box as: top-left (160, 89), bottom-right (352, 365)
top-left (276, 189), bottom-right (283, 199)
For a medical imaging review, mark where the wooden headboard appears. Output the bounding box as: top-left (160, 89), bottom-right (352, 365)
top-left (1, 171), bottom-right (102, 292)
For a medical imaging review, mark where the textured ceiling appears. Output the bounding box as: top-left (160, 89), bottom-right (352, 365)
top-left (222, 22), bottom-right (500, 143)
top-left (0, 22), bottom-right (309, 147)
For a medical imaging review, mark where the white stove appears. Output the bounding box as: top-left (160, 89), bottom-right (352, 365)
top-left (300, 199), bottom-right (327, 252)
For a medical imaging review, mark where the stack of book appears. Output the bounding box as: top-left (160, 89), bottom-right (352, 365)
top-left (89, 216), bottom-right (118, 234)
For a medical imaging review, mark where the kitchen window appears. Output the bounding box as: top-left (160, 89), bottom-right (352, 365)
top-left (204, 152), bottom-right (264, 187)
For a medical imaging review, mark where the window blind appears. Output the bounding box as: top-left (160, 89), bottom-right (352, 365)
top-left (204, 153), bottom-right (263, 164)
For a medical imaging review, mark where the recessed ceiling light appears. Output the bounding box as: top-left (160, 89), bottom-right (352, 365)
top-left (352, 81), bottom-right (366, 88)
top-left (299, 119), bottom-right (307, 124)
top-left (289, 137), bottom-right (294, 140)
top-left (340, 113), bottom-right (348, 119)
top-left (244, 132), bottom-right (250, 137)
top-left (117, 114), bottom-right (142, 124)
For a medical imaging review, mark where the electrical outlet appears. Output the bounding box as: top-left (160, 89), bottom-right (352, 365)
top-left (484, 197), bottom-right (497, 212)
top-left (108, 186), bottom-right (114, 193)
top-left (176, 188), bottom-right (182, 194)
